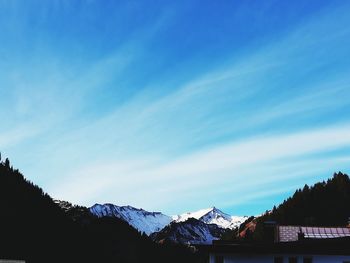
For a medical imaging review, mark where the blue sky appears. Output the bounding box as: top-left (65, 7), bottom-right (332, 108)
top-left (1, 0), bottom-right (350, 216)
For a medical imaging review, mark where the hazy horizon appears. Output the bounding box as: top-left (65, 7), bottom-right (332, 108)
top-left (1, 0), bottom-right (350, 215)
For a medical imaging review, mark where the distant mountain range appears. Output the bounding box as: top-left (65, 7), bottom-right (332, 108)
top-left (89, 204), bottom-right (248, 244)
top-left (2, 154), bottom-right (350, 258)
top-left (65, 172), bottom-right (350, 245)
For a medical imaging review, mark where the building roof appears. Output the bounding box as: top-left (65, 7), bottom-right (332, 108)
top-left (197, 225), bottom-right (350, 255)
top-left (277, 225), bottom-right (350, 242)
top-left (301, 226), bottom-right (350, 239)
top-left (198, 237), bottom-right (350, 255)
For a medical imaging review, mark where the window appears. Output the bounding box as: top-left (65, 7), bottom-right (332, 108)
top-left (289, 257), bottom-right (297, 263)
top-left (215, 255), bottom-right (223, 263)
top-left (303, 257), bottom-right (312, 263)
top-left (274, 256), bottom-right (283, 263)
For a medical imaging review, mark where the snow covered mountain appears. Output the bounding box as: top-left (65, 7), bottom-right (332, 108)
top-left (89, 204), bottom-right (248, 243)
top-left (90, 203), bottom-right (172, 235)
top-left (150, 218), bottom-right (226, 244)
top-left (149, 207), bottom-right (249, 244)
top-left (173, 207), bottom-right (248, 229)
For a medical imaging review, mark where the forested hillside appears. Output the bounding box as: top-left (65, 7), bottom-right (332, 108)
top-left (232, 172), bottom-right (350, 241)
top-left (0, 157), bottom-right (202, 263)
top-left (263, 172), bottom-right (349, 222)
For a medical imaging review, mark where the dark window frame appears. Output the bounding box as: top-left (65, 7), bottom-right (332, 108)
top-left (274, 256), bottom-right (283, 263)
top-left (303, 257), bottom-right (312, 263)
top-left (215, 255), bottom-right (223, 263)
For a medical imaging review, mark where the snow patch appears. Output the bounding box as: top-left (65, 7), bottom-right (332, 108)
top-left (90, 204), bottom-right (172, 235)
top-left (173, 207), bottom-right (248, 229)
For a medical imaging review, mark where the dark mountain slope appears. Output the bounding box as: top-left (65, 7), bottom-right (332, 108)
top-left (251, 172), bottom-right (350, 241)
top-left (0, 158), bottom-right (82, 262)
top-left (0, 157), bottom-right (203, 263)
top-left (151, 218), bottom-right (227, 244)
top-left (262, 172), bottom-right (350, 225)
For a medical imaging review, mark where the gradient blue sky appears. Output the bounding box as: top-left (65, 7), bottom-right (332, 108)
top-left (1, 0), bottom-right (350, 216)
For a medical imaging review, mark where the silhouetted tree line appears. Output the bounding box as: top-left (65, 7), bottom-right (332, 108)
top-left (0, 156), bottom-right (205, 263)
top-left (233, 172), bottom-right (350, 242)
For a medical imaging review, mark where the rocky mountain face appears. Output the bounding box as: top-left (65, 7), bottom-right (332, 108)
top-left (54, 199), bottom-right (96, 225)
top-left (89, 204), bottom-right (248, 244)
top-left (150, 218), bottom-right (227, 244)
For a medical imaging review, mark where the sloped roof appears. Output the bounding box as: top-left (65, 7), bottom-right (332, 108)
top-left (198, 237), bottom-right (350, 255)
top-left (301, 226), bottom-right (350, 239)
top-left (277, 225), bottom-right (350, 242)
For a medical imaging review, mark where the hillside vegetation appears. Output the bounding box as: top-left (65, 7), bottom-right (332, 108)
top-left (0, 157), bottom-right (202, 263)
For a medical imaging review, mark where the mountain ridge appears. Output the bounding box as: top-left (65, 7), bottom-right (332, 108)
top-left (174, 206), bottom-right (248, 229)
top-left (90, 203), bottom-right (173, 235)
top-left (89, 203), bottom-right (248, 244)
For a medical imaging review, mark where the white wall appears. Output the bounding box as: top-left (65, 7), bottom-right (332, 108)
top-left (209, 253), bottom-right (350, 263)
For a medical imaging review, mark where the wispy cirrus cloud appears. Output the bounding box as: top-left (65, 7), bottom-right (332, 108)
top-left (39, 4), bottom-right (350, 214)
top-left (1, 1), bottom-right (350, 215)
top-left (50, 124), bottom-right (350, 214)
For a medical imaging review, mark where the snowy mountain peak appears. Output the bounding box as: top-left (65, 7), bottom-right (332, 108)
top-left (89, 203), bottom-right (249, 241)
top-left (90, 204), bottom-right (172, 235)
top-left (173, 207), bottom-right (247, 229)
top-left (200, 207), bottom-right (231, 220)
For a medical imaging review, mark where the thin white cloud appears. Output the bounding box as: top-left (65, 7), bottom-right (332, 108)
top-left (2, 1), bottom-right (350, 215)
top-left (0, 125), bottom-right (41, 149)
top-left (50, 124), bottom-right (350, 210)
